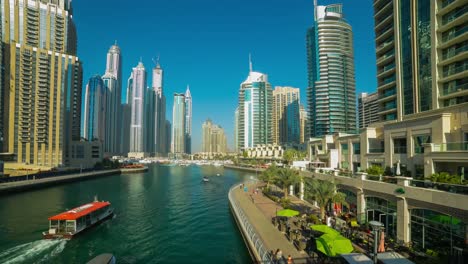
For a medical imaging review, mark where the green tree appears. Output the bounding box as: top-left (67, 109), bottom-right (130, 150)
top-left (366, 165), bottom-right (384, 176)
top-left (276, 168), bottom-right (300, 198)
top-left (258, 164), bottom-right (278, 189)
top-left (283, 149), bottom-right (297, 165)
top-left (305, 179), bottom-right (348, 221)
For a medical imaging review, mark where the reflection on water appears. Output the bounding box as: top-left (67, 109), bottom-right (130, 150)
top-left (0, 165), bottom-right (250, 263)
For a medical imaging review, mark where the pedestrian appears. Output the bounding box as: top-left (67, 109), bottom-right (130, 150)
top-left (270, 250), bottom-right (276, 262)
top-left (276, 248), bottom-right (283, 262)
top-left (287, 255), bottom-right (293, 264)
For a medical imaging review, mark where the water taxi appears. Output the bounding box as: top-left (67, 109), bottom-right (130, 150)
top-left (43, 198), bottom-right (114, 239)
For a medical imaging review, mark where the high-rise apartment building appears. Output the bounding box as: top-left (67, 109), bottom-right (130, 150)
top-left (299, 105), bottom-right (308, 144)
top-left (374, 0), bottom-right (467, 121)
top-left (83, 76), bottom-right (107, 142)
top-left (151, 61), bottom-right (167, 156)
top-left (306, 2), bottom-right (357, 137)
top-left (237, 59), bottom-right (273, 150)
top-left (102, 43), bottom-right (122, 156)
top-left (272, 86), bottom-right (300, 145)
top-left (234, 107), bottom-right (239, 152)
top-left (358, 92), bottom-right (379, 129)
top-left (1, 0), bottom-right (83, 167)
top-left (202, 119), bottom-right (227, 154)
top-left (121, 73), bottom-right (133, 155)
top-left (171, 93), bottom-right (186, 156)
top-left (129, 62), bottom-right (147, 154)
top-left (165, 120), bottom-right (171, 154)
top-left (184, 86), bottom-right (192, 154)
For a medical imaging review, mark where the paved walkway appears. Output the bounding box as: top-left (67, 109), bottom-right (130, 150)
top-left (233, 182), bottom-right (309, 263)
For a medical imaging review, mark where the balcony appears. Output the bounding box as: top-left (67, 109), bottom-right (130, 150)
top-left (441, 24), bottom-right (468, 45)
top-left (440, 45), bottom-right (468, 66)
top-left (441, 83), bottom-right (468, 97)
top-left (441, 5), bottom-right (468, 27)
top-left (432, 142), bottom-right (468, 152)
top-left (442, 63), bottom-right (468, 78)
top-left (368, 148), bottom-right (384, 153)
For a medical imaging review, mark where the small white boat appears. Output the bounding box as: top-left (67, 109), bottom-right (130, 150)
top-left (203, 177), bottom-right (209, 182)
top-left (216, 173), bottom-right (221, 176)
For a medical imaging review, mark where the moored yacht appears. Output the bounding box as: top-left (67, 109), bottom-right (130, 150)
top-left (43, 198), bottom-right (114, 239)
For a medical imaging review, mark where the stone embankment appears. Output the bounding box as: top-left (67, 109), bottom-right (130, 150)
top-left (0, 167), bottom-right (148, 195)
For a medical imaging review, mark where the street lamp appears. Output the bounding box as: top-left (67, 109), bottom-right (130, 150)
top-left (369, 220), bottom-right (384, 264)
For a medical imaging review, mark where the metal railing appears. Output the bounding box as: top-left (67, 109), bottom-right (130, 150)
top-left (442, 83), bottom-right (468, 95)
top-left (228, 184), bottom-right (273, 264)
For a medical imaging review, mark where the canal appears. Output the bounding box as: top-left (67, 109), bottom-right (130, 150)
top-left (0, 165), bottom-right (252, 263)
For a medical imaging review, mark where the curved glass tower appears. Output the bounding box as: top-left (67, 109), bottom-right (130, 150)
top-left (307, 2), bottom-right (357, 137)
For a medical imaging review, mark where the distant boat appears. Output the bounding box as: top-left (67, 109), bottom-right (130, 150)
top-left (216, 173), bottom-right (221, 176)
top-left (43, 197), bottom-right (114, 239)
top-left (203, 177), bottom-right (209, 182)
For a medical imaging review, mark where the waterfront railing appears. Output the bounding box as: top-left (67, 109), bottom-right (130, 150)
top-left (228, 183), bottom-right (273, 264)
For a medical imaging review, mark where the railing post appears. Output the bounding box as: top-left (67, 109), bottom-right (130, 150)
top-left (396, 176), bottom-right (410, 187)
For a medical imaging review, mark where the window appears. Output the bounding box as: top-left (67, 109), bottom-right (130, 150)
top-left (393, 138), bottom-right (407, 154)
top-left (353, 142), bottom-right (360, 155)
top-left (414, 135), bottom-right (431, 154)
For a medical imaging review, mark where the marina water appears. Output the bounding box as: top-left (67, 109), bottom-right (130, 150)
top-left (0, 165), bottom-right (251, 263)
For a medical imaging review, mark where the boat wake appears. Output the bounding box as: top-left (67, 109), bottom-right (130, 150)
top-left (0, 239), bottom-right (67, 264)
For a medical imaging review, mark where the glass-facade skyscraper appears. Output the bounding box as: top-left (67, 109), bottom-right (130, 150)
top-left (171, 93), bottom-right (186, 155)
top-left (306, 2), bottom-right (357, 137)
top-left (83, 75), bottom-right (107, 142)
top-left (102, 43), bottom-right (122, 156)
top-left (374, 0), bottom-right (468, 122)
top-left (129, 62), bottom-right (147, 153)
top-left (184, 86), bottom-right (192, 154)
top-left (237, 63), bottom-right (273, 150)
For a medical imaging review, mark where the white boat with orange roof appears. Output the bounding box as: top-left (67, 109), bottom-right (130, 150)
top-left (43, 196), bottom-right (114, 239)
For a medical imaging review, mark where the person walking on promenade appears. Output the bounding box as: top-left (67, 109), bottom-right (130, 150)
top-left (287, 255), bottom-right (293, 264)
top-left (276, 249), bottom-right (284, 264)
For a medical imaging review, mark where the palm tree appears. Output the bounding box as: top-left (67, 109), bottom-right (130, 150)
top-left (305, 179), bottom-right (348, 222)
top-left (277, 168), bottom-right (300, 198)
top-left (259, 164), bottom-right (278, 189)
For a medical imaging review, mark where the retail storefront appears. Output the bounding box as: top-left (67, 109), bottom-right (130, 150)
top-left (410, 209), bottom-right (466, 255)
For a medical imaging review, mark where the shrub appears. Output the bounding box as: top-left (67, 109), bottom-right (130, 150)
top-left (366, 165), bottom-right (384, 176)
top-left (309, 214), bottom-right (321, 225)
top-left (279, 198), bottom-right (291, 209)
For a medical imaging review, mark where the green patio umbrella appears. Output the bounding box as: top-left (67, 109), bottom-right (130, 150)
top-left (430, 214), bottom-right (461, 225)
top-left (310, 224), bottom-right (340, 236)
top-left (316, 234), bottom-right (354, 257)
top-left (276, 209), bottom-right (300, 217)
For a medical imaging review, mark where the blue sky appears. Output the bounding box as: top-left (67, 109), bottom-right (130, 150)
top-left (73, 0), bottom-right (376, 152)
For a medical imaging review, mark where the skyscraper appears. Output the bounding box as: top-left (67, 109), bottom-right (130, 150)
top-left (184, 86), bottom-right (192, 154)
top-left (234, 107), bottom-right (239, 152)
top-left (83, 76), bottom-right (107, 142)
top-left (299, 105), bottom-right (308, 144)
top-left (272, 86), bottom-right (300, 144)
top-left (102, 43), bottom-right (122, 156)
top-left (237, 57), bottom-right (273, 150)
top-left (129, 61), bottom-right (147, 154)
top-left (374, 0), bottom-right (467, 121)
top-left (306, 2), bottom-right (357, 137)
top-left (152, 61), bottom-right (167, 156)
top-left (358, 92), bottom-right (379, 129)
top-left (202, 119), bottom-right (227, 154)
top-left (171, 93), bottom-right (186, 156)
top-left (1, 0), bottom-right (82, 167)
top-left (121, 73), bottom-right (133, 155)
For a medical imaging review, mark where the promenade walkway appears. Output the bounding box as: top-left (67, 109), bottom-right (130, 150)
top-left (233, 182), bottom-right (309, 263)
